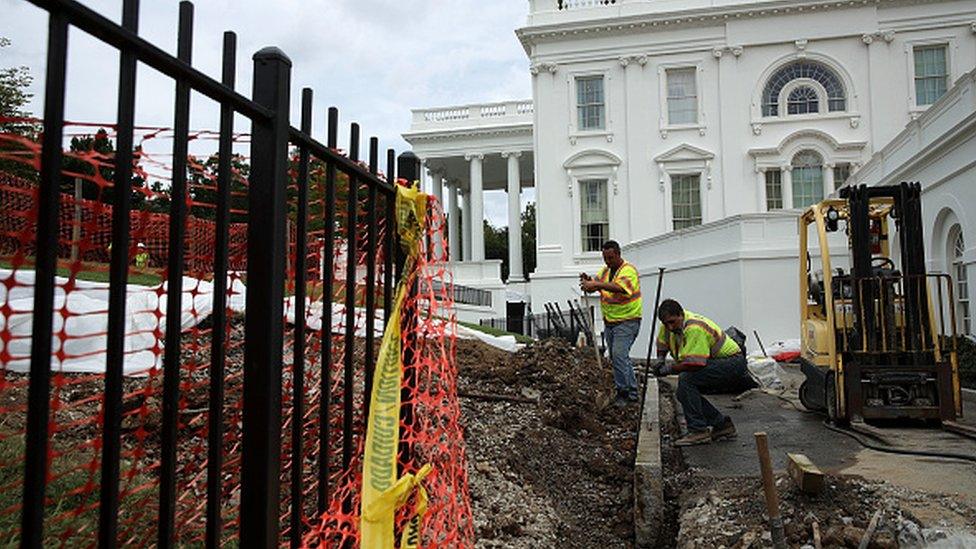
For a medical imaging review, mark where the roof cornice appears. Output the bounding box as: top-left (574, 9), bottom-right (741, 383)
top-left (517, 0), bottom-right (949, 54)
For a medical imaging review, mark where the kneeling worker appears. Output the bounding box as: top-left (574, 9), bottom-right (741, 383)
top-left (653, 299), bottom-right (746, 446)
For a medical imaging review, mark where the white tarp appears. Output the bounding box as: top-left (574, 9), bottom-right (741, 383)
top-left (0, 269), bottom-right (245, 376)
top-left (1, 268), bottom-right (517, 376)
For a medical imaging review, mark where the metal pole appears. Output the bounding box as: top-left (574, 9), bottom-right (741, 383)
top-left (159, 5), bottom-right (194, 545)
top-left (21, 9), bottom-right (68, 547)
top-left (99, 1), bottom-right (139, 545)
top-left (241, 45), bottom-right (291, 549)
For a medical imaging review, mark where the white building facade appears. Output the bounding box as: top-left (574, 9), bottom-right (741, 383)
top-left (406, 0), bottom-right (976, 343)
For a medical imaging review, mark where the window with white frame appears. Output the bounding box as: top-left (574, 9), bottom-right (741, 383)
top-left (762, 61), bottom-right (846, 117)
top-left (765, 170), bottom-right (783, 210)
top-left (576, 76), bottom-right (606, 131)
top-left (951, 227), bottom-right (971, 335)
top-left (913, 44), bottom-right (949, 106)
top-left (791, 150), bottom-right (824, 208)
top-left (671, 174), bottom-right (702, 230)
top-left (666, 67), bottom-right (698, 125)
top-left (580, 179), bottom-right (609, 252)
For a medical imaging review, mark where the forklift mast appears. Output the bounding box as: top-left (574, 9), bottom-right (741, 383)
top-left (839, 182), bottom-right (932, 361)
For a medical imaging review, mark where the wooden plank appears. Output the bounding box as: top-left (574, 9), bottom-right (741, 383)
top-left (787, 453), bottom-right (825, 495)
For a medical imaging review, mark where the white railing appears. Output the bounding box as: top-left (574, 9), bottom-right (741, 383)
top-left (423, 107), bottom-right (471, 123)
top-left (557, 0), bottom-right (617, 10)
top-left (411, 100), bottom-right (534, 129)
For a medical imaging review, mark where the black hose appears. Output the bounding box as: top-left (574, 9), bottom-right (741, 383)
top-left (822, 420), bottom-right (976, 464)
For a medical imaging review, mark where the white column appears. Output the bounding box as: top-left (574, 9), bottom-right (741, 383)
top-left (782, 164), bottom-right (794, 209)
top-left (824, 163), bottom-right (835, 198)
top-left (429, 169), bottom-right (445, 258)
top-left (448, 181), bottom-right (460, 262)
top-left (462, 188), bottom-right (472, 261)
top-left (503, 151), bottom-right (524, 282)
top-left (466, 153), bottom-right (485, 262)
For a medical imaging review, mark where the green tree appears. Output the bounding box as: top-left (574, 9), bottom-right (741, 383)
top-left (0, 37), bottom-right (39, 180)
top-left (484, 219), bottom-right (509, 280)
top-left (521, 202), bottom-right (537, 279)
top-left (187, 152), bottom-right (250, 222)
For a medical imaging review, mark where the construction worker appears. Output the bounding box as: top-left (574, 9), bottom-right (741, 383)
top-left (134, 242), bottom-right (150, 269)
top-left (653, 299), bottom-right (745, 446)
top-left (579, 240), bottom-right (642, 407)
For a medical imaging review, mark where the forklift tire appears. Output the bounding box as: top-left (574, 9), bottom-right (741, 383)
top-left (799, 380), bottom-right (824, 412)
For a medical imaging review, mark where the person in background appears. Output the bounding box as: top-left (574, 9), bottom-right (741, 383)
top-left (580, 240), bottom-right (642, 407)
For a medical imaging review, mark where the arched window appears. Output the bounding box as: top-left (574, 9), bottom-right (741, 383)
top-left (787, 86), bottom-right (819, 115)
top-left (791, 150), bottom-right (824, 208)
top-left (762, 61), bottom-right (846, 116)
top-left (951, 226), bottom-right (971, 335)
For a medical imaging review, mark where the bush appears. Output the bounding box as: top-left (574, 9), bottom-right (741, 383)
top-left (957, 335), bottom-right (976, 390)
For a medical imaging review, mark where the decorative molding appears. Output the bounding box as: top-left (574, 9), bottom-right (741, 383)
top-left (849, 116), bottom-right (861, 129)
top-left (636, 55), bottom-right (648, 67)
top-left (699, 127), bottom-right (707, 137)
top-left (606, 134), bottom-right (614, 143)
top-left (545, 62), bottom-right (559, 74)
top-left (657, 163), bottom-right (666, 193)
top-left (882, 30), bottom-right (896, 43)
top-left (660, 129), bottom-right (668, 139)
top-left (712, 47), bottom-right (724, 59)
top-left (794, 39), bottom-right (808, 52)
top-left (566, 169), bottom-right (574, 197)
top-left (705, 160), bottom-right (713, 189)
top-left (730, 45), bottom-right (744, 57)
top-left (752, 123), bottom-right (763, 136)
top-left (971, 21), bottom-right (976, 34)
top-left (861, 33), bottom-right (875, 45)
top-left (529, 64), bottom-right (541, 76)
top-left (618, 56), bottom-right (631, 67)
top-left (569, 136), bottom-right (578, 146)
top-left (500, 151), bottom-right (523, 159)
top-left (611, 166), bottom-right (620, 195)
top-left (464, 153), bottom-right (484, 162)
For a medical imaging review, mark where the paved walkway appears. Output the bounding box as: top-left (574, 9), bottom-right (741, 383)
top-left (664, 365), bottom-right (976, 506)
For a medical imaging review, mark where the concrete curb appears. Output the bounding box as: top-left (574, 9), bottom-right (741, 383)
top-left (634, 377), bottom-right (663, 547)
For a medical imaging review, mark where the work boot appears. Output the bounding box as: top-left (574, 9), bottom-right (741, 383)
top-left (711, 418), bottom-right (736, 441)
top-left (674, 430), bottom-right (712, 447)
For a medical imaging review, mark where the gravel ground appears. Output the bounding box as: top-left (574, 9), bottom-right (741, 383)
top-left (456, 338), bottom-right (642, 548)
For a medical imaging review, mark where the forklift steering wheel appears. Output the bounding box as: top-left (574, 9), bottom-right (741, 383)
top-left (871, 256), bottom-right (895, 270)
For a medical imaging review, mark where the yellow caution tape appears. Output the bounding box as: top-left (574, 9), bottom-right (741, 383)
top-left (360, 185), bottom-right (432, 548)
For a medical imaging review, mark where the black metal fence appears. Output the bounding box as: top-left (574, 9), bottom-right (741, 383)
top-left (16, 0), bottom-right (410, 547)
top-left (432, 279), bottom-right (492, 307)
top-left (481, 300), bottom-right (597, 346)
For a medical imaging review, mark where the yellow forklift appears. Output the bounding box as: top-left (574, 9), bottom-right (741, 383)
top-left (798, 183), bottom-right (963, 425)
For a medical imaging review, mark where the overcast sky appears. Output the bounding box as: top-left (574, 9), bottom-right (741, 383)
top-left (0, 0), bottom-right (534, 226)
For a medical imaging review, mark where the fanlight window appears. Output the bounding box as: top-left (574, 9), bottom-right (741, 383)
top-left (762, 61), bottom-right (846, 116)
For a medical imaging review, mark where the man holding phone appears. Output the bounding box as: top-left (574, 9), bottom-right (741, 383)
top-left (579, 240), bottom-right (642, 407)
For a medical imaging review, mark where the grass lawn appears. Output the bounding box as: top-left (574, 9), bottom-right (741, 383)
top-left (1, 258), bottom-right (163, 286)
top-left (457, 320), bottom-right (534, 345)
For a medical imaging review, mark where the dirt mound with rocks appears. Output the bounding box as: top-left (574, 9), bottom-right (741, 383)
top-left (457, 337), bottom-right (642, 548)
top-left (674, 473), bottom-right (976, 548)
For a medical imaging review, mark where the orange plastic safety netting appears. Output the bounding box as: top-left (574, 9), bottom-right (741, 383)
top-left (0, 118), bottom-right (473, 547)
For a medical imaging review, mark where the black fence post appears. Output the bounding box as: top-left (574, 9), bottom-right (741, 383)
top-left (159, 4), bottom-right (193, 546)
top-left (206, 29), bottom-right (236, 549)
top-left (241, 46), bottom-right (291, 548)
top-left (21, 9), bottom-right (69, 548)
top-left (99, 1), bottom-right (140, 546)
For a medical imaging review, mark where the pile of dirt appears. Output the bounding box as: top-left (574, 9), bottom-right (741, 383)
top-left (457, 337), bottom-right (642, 548)
top-left (674, 472), bottom-right (976, 548)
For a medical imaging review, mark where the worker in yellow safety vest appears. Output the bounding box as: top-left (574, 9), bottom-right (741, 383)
top-left (653, 299), bottom-right (747, 446)
top-left (134, 242), bottom-right (150, 269)
top-left (579, 240), bottom-right (642, 407)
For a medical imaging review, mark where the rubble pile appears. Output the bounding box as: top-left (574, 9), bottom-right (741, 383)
top-left (674, 473), bottom-right (976, 549)
top-left (457, 338), bottom-right (642, 548)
